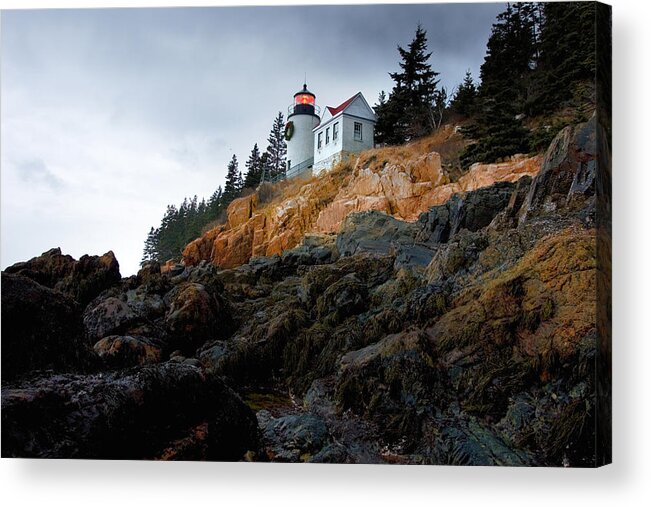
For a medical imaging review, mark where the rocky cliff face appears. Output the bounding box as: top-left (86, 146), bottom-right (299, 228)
top-left (183, 128), bottom-right (542, 269)
top-left (2, 117), bottom-right (606, 465)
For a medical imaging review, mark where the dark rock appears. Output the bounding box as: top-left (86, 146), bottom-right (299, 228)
top-left (3, 247), bottom-right (75, 288)
top-left (432, 418), bottom-right (536, 466)
top-left (315, 274), bottom-right (367, 323)
top-left (258, 410), bottom-right (329, 462)
top-left (520, 115), bottom-right (597, 223)
top-left (336, 330), bottom-right (438, 448)
top-left (83, 296), bottom-right (139, 342)
top-left (137, 261), bottom-right (161, 284)
top-left (1, 362), bottom-right (259, 460)
top-left (417, 181), bottom-right (518, 244)
top-left (93, 335), bottom-right (163, 368)
top-left (1, 273), bottom-right (91, 382)
top-left (61, 251), bottom-right (121, 306)
top-left (164, 282), bottom-right (231, 353)
top-left (4, 248), bottom-right (121, 306)
top-left (336, 211), bottom-right (419, 258)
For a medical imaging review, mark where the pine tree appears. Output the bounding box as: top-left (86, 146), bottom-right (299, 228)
top-left (222, 155), bottom-right (240, 206)
top-left (374, 89), bottom-right (408, 145)
top-left (450, 70), bottom-right (477, 117)
top-left (243, 143), bottom-right (264, 188)
top-left (206, 185), bottom-right (223, 222)
top-left (432, 86), bottom-right (448, 130)
top-left (528, 2), bottom-right (597, 115)
top-left (263, 112), bottom-right (287, 180)
top-left (140, 226), bottom-right (159, 266)
top-left (380, 24), bottom-right (440, 142)
top-left (460, 3), bottom-right (537, 167)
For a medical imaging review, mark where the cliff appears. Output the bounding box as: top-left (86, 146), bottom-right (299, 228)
top-left (183, 126), bottom-right (542, 268)
top-left (2, 117), bottom-right (607, 465)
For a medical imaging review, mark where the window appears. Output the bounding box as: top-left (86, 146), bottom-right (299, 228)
top-left (318, 132), bottom-right (322, 149)
top-left (333, 122), bottom-right (339, 142)
top-left (326, 127), bottom-right (330, 145)
top-left (287, 160), bottom-right (291, 172)
top-left (354, 122), bottom-right (363, 141)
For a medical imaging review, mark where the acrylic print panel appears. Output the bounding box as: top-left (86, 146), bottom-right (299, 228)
top-left (1, 2), bottom-right (611, 466)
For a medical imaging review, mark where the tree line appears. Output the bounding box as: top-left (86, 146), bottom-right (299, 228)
top-left (141, 112), bottom-right (287, 266)
top-left (374, 2), bottom-right (603, 167)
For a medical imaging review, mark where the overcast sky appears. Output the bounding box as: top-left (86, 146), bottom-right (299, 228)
top-left (1, 2), bottom-right (504, 276)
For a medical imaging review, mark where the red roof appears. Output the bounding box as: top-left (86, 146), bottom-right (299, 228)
top-left (326, 93), bottom-right (359, 116)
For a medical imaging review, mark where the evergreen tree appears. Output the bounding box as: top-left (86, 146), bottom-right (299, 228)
top-left (376, 24), bottom-right (440, 144)
top-left (243, 143), bottom-right (264, 188)
top-left (374, 89), bottom-right (408, 145)
top-left (450, 70), bottom-right (478, 117)
top-left (140, 226), bottom-right (159, 266)
top-left (206, 185), bottom-right (223, 222)
top-left (432, 86), bottom-right (448, 130)
top-left (460, 3), bottom-right (537, 167)
top-left (263, 112), bottom-right (287, 180)
top-left (222, 155), bottom-right (240, 205)
top-left (528, 2), bottom-right (597, 115)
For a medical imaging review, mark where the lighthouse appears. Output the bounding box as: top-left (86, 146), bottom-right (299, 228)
top-left (285, 83), bottom-right (320, 179)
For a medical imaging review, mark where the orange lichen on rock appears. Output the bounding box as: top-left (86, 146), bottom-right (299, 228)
top-left (427, 226), bottom-right (596, 379)
top-left (183, 127), bottom-right (543, 269)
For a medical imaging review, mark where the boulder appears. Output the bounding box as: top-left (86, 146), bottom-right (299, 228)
top-left (258, 410), bottom-right (329, 462)
top-left (520, 116), bottom-right (597, 222)
top-left (336, 211), bottom-right (420, 258)
top-left (3, 247), bottom-right (75, 287)
top-left (1, 362), bottom-right (259, 460)
top-left (93, 335), bottom-right (163, 368)
top-left (164, 282), bottom-right (231, 352)
top-left (1, 273), bottom-right (91, 382)
top-left (4, 248), bottom-right (121, 306)
top-left (83, 296), bottom-right (139, 342)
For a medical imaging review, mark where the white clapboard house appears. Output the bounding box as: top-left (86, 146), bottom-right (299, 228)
top-left (284, 84), bottom-right (376, 179)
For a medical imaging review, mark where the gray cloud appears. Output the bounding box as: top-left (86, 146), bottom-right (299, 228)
top-left (1, 3), bottom-right (504, 275)
top-left (16, 158), bottom-right (63, 189)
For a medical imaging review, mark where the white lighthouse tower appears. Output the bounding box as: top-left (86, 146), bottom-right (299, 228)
top-left (285, 83), bottom-right (320, 179)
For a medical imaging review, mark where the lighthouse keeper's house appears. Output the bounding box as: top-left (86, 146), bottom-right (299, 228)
top-left (284, 84), bottom-right (376, 179)
top-left (312, 92), bottom-right (376, 175)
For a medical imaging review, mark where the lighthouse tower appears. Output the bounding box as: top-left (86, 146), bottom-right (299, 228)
top-left (285, 83), bottom-right (320, 179)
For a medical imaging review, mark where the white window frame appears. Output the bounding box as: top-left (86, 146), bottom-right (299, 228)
top-left (354, 122), bottom-right (363, 141)
top-left (333, 122), bottom-right (339, 142)
top-left (326, 127), bottom-right (330, 145)
top-left (317, 132), bottom-right (323, 149)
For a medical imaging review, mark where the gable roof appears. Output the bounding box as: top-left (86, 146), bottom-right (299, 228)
top-left (314, 92), bottom-right (376, 132)
top-left (326, 94), bottom-right (358, 116)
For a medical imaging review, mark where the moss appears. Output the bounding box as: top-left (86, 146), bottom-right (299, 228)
top-left (242, 391), bottom-right (293, 412)
top-left (540, 299), bottom-right (555, 321)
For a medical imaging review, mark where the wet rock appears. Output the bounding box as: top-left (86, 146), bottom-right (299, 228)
top-left (1, 362), bottom-right (259, 460)
top-left (1, 273), bottom-right (91, 382)
top-left (258, 410), bottom-right (329, 462)
top-left (164, 282), bottom-right (231, 353)
top-left (432, 418), bottom-right (536, 466)
top-left (4, 248), bottom-right (121, 306)
top-left (83, 296), bottom-right (139, 342)
top-left (315, 274), bottom-right (367, 323)
top-left (336, 330), bottom-right (438, 447)
top-left (93, 335), bottom-right (163, 368)
top-left (3, 247), bottom-right (75, 288)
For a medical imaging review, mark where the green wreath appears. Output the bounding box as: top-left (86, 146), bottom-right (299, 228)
top-left (284, 121), bottom-right (294, 141)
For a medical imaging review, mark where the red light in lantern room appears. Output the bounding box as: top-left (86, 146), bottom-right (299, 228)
top-left (295, 94), bottom-right (314, 106)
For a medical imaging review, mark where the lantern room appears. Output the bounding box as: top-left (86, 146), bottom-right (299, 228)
top-left (290, 83), bottom-right (319, 117)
